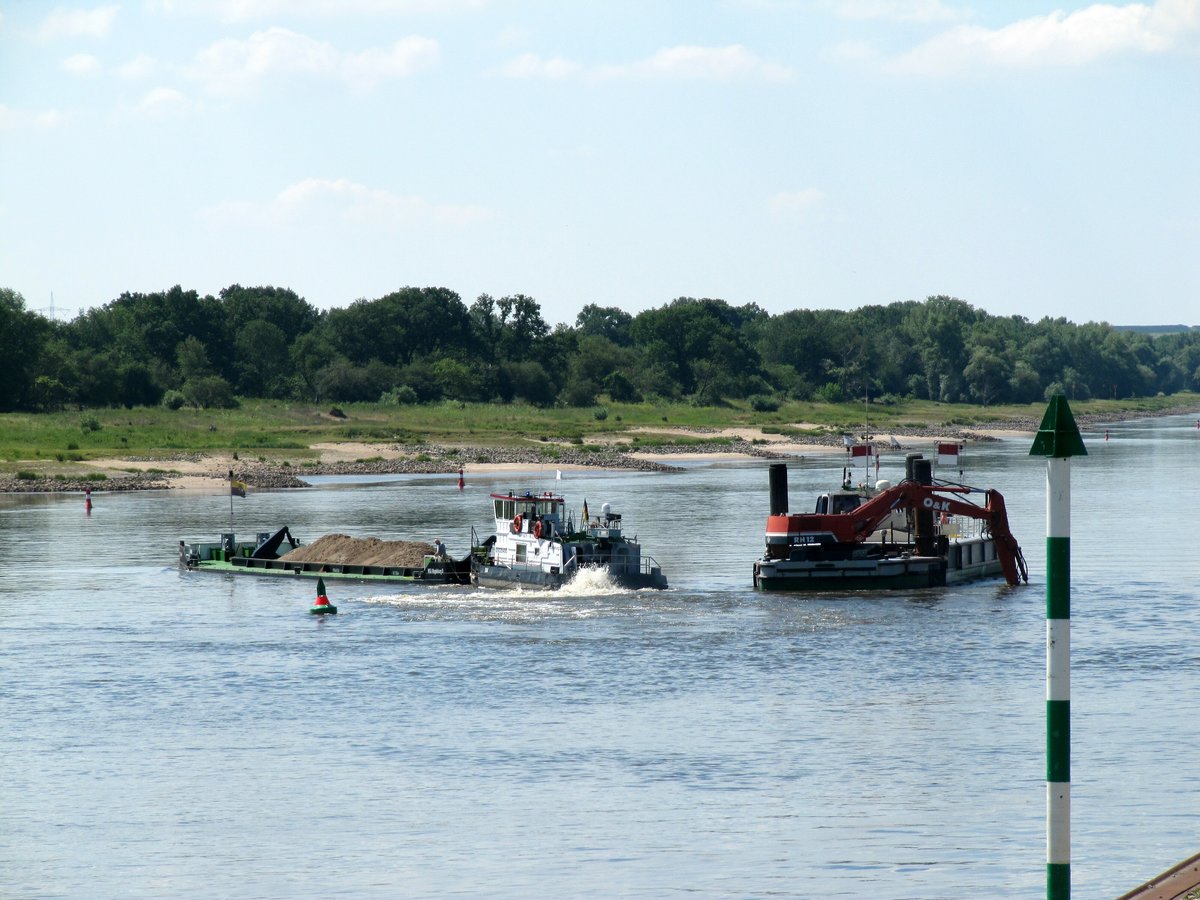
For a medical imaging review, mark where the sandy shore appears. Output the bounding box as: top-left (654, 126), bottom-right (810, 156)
top-left (1, 423), bottom-right (1045, 494)
top-left (14, 398), bottom-right (1196, 494)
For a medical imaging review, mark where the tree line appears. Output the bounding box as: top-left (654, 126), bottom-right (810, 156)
top-left (3, 284), bottom-right (1198, 413)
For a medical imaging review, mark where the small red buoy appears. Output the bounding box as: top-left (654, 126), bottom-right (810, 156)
top-left (458, 467), bottom-right (465, 491)
top-left (310, 577), bottom-right (337, 615)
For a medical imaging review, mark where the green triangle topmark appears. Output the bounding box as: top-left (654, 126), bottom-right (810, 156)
top-left (1029, 394), bottom-right (1088, 458)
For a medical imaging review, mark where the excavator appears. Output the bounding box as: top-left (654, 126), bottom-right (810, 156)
top-left (756, 460), bottom-right (1028, 590)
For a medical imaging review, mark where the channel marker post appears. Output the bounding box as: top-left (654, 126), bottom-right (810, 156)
top-left (1029, 395), bottom-right (1087, 898)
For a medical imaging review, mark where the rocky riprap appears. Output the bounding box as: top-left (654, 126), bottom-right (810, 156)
top-left (234, 443), bottom-right (691, 489)
top-left (0, 472), bottom-right (172, 493)
top-left (7, 407), bottom-right (1186, 494)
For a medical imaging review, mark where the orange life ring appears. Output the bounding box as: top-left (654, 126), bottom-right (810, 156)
top-left (511, 514), bottom-right (523, 534)
top-left (533, 520), bottom-right (543, 539)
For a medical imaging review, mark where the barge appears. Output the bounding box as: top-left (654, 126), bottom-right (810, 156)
top-left (752, 454), bottom-right (1027, 591)
top-left (472, 490), bottom-right (667, 590)
top-left (179, 526), bottom-right (472, 585)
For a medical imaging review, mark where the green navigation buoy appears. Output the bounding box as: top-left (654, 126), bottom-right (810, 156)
top-left (310, 577), bottom-right (337, 615)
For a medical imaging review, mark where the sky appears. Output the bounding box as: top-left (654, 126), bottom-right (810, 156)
top-left (1, 0), bottom-right (1197, 328)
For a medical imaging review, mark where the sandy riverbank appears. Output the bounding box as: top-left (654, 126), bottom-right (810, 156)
top-left (1, 423), bottom-right (1041, 494)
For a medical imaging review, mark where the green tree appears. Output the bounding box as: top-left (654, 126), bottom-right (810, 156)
top-left (234, 321), bottom-right (290, 397)
top-left (183, 375), bottom-right (236, 408)
top-left (630, 297), bottom-right (762, 399)
top-left (176, 335), bottom-right (213, 382)
top-left (902, 296), bottom-right (978, 401)
top-left (964, 346), bottom-right (1011, 405)
top-left (432, 356), bottom-right (487, 402)
top-left (503, 359), bottom-right (556, 406)
top-left (575, 304), bottom-right (634, 346)
top-left (496, 294), bottom-right (551, 361)
top-left (0, 288), bottom-right (50, 411)
top-left (324, 287), bottom-right (472, 367)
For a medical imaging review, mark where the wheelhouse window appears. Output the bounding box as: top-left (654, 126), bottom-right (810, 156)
top-left (831, 495), bottom-right (862, 514)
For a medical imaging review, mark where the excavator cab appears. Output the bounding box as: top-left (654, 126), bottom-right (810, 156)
top-left (814, 492), bottom-right (867, 515)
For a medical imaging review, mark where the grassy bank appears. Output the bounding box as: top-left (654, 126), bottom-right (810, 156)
top-left (3, 393), bottom-right (1198, 474)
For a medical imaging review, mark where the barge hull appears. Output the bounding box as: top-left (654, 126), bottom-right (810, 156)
top-left (180, 535), bottom-right (471, 585)
top-left (188, 556), bottom-right (470, 584)
top-left (753, 538), bottom-right (1005, 592)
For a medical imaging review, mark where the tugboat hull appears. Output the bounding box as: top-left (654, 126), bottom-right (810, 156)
top-left (473, 563), bottom-right (668, 591)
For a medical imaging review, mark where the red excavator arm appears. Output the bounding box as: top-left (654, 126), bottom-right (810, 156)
top-left (765, 480), bottom-right (1028, 586)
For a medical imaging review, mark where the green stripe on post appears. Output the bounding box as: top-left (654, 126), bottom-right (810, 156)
top-left (1048, 863), bottom-right (1070, 898)
top-left (1046, 537), bottom-right (1071, 620)
top-left (1046, 700), bottom-right (1070, 782)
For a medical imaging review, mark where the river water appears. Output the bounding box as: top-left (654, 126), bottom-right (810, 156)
top-left (3, 415), bottom-right (1199, 898)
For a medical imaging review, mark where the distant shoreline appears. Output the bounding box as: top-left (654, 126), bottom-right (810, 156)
top-left (4, 404), bottom-right (1195, 494)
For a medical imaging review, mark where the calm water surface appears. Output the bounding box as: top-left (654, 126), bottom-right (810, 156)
top-left (3, 415), bottom-right (1200, 898)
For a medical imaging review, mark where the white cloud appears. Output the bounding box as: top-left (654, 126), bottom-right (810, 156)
top-left (493, 25), bottom-right (531, 49)
top-left (826, 40), bottom-right (879, 63)
top-left (206, 178), bottom-right (495, 228)
top-left (341, 37), bottom-right (443, 88)
top-left (597, 44), bottom-right (793, 81)
top-left (499, 44), bottom-right (793, 82)
top-left (741, 0), bottom-right (962, 21)
top-left (769, 189), bottom-right (825, 217)
top-left (891, 0), bottom-right (1200, 73)
top-left (189, 27), bottom-right (438, 94)
top-left (118, 54), bottom-right (158, 79)
top-left (494, 52), bottom-right (582, 78)
top-left (191, 28), bottom-right (337, 94)
top-left (824, 0), bottom-right (964, 24)
top-left (0, 104), bottom-right (66, 131)
top-left (148, 0), bottom-right (482, 21)
top-left (38, 5), bottom-right (119, 41)
top-left (62, 53), bottom-right (103, 76)
top-left (125, 87), bottom-right (196, 119)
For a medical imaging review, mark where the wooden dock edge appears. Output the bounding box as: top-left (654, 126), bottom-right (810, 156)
top-left (1118, 851), bottom-right (1200, 900)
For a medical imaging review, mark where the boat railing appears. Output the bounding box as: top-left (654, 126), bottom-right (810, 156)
top-left (565, 544), bottom-right (661, 575)
top-left (469, 526), bottom-right (496, 562)
top-left (640, 553), bottom-right (664, 577)
top-left (939, 515), bottom-right (986, 540)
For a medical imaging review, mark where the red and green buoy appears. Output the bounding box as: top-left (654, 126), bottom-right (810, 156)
top-left (310, 577), bottom-right (337, 615)
top-left (1030, 395), bottom-right (1087, 899)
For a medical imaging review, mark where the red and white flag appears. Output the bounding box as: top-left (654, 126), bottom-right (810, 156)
top-left (849, 443), bottom-right (874, 465)
top-left (936, 442), bottom-right (962, 468)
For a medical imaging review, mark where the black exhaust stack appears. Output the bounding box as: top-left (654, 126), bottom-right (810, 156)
top-left (768, 463), bottom-right (789, 516)
top-left (912, 456), bottom-right (936, 557)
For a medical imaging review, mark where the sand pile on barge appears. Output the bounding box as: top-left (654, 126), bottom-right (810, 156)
top-left (278, 535), bottom-right (436, 568)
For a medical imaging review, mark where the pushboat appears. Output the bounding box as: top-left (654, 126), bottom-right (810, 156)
top-left (471, 490), bottom-right (668, 590)
top-left (179, 526), bottom-right (472, 585)
top-left (752, 448), bottom-right (1028, 592)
